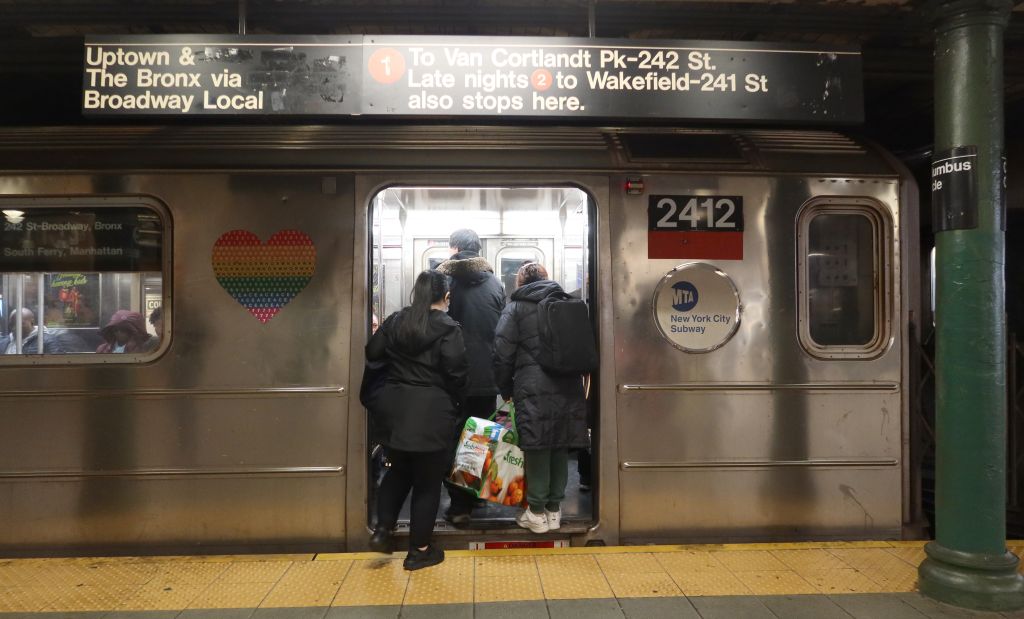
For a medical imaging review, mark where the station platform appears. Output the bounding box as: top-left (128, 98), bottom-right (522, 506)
top-left (2, 540), bottom-right (1023, 618)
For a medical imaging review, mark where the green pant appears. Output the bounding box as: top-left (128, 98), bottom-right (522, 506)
top-left (523, 448), bottom-right (569, 514)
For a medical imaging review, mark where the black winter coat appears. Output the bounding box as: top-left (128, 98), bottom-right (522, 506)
top-left (493, 280), bottom-right (588, 450)
top-left (365, 308), bottom-right (468, 452)
top-left (437, 252), bottom-right (506, 397)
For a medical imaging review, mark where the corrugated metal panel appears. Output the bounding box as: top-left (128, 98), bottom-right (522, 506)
top-left (0, 126), bottom-right (612, 150)
top-left (0, 126), bottom-right (895, 176)
top-left (745, 130), bottom-right (866, 154)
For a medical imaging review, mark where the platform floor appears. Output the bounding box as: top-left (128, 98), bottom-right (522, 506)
top-left (2, 541), bottom-right (1024, 618)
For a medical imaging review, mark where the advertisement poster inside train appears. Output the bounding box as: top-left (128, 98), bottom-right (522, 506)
top-left (44, 273), bottom-right (101, 328)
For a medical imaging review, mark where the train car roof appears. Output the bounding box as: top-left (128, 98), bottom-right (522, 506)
top-left (0, 125), bottom-right (900, 176)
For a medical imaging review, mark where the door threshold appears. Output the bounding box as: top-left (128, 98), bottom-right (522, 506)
top-left (393, 521), bottom-right (592, 536)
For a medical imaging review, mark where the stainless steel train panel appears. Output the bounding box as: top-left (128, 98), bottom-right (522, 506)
top-left (0, 476), bottom-right (344, 550)
top-left (610, 173), bottom-right (905, 540)
top-left (0, 173), bottom-right (354, 553)
top-left (618, 469), bottom-right (900, 541)
top-left (614, 391), bottom-right (902, 462)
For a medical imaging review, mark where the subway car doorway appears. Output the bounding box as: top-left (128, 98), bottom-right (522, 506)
top-left (367, 186), bottom-right (597, 533)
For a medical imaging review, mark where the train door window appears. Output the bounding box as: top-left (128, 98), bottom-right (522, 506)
top-left (496, 247), bottom-right (545, 295)
top-left (369, 186), bottom-right (596, 530)
top-left (797, 198), bottom-right (891, 358)
top-left (422, 247), bottom-right (450, 272)
top-left (0, 201), bottom-right (167, 362)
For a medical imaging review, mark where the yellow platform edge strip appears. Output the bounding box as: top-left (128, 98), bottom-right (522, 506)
top-left (318, 539), bottom-right (932, 561)
top-left (4, 539), bottom-right (1013, 565)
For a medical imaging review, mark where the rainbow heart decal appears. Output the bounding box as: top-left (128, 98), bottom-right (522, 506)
top-left (211, 229), bottom-right (316, 323)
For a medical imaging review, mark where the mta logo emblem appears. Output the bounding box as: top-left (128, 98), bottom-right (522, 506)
top-left (672, 281), bottom-right (699, 312)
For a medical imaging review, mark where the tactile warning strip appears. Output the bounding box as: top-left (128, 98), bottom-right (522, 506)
top-left (0, 539), bottom-right (1011, 613)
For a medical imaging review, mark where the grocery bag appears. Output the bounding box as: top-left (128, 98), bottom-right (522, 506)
top-left (448, 404), bottom-right (527, 507)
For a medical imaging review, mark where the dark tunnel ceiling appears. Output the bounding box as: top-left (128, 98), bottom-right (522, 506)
top-left (1, 0), bottom-right (1023, 153)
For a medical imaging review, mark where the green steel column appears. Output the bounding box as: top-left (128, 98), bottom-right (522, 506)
top-left (919, 0), bottom-right (1024, 611)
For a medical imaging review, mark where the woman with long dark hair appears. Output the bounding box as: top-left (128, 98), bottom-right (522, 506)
top-left (365, 270), bottom-right (467, 570)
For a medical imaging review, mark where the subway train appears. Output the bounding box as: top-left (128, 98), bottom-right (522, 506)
top-left (0, 125), bottom-right (918, 554)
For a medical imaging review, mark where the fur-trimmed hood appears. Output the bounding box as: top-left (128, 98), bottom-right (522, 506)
top-left (436, 250), bottom-right (506, 397)
top-left (436, 254), bottom-right (494, 285)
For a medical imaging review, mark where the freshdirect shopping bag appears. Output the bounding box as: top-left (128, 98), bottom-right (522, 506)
top-left (448, 407), bottom-right (527, 507)
top-left (488, 437), bottom-right (527, 507)
top-left (449, 416), bottom-right (504, 495)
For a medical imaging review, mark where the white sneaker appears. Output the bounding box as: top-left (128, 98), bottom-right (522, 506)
top-left (516, 509), bottom-right (550, 533)
top-left (545, 509), bottom-right (561, 530)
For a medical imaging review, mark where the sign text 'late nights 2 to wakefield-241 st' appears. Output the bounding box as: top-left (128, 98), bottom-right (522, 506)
top-left (83, 35), bottom-right (862, 123)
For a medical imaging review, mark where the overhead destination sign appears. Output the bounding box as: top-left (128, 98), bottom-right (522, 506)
top-left (83, 35), bottom-right (863, 123)
top-left (1, 207), bottom-right (163, 272)
top-left (84, 36), bottom-right (362, 115)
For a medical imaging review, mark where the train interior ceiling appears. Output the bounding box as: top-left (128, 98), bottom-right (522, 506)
top-left (370, 186), bottom-right (596, 531)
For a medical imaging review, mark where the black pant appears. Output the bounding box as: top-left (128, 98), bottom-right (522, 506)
top-left (447, 395), bottom-right (499, 515)
top-left (377, 447), bottom-right (449, 549)
top-left (577, 448), bottom-right (592, 486)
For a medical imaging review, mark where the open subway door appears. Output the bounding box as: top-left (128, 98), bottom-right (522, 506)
top-left (356, 183), bottom-right (602, 547)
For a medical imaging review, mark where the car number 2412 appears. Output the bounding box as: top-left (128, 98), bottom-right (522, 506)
top-left (647, 195), bottom-right (744, 231)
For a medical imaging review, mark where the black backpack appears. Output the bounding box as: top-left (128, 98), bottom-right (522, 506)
top-left (535, 291), bottom-right (598, 374)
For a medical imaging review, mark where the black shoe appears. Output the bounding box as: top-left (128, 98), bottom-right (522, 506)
top-left (404, 545), bottom-right (445, 571)
top-left (369, 527), bottom-right (393, 554)
top-left (444, 509), bottom-right (471, 528)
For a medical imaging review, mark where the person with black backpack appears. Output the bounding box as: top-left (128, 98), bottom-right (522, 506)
top-left (493, 262), bottom-right (596, 533)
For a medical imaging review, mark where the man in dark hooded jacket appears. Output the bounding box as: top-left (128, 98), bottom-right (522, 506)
top-left (435, 228), bottom-right (506, 525)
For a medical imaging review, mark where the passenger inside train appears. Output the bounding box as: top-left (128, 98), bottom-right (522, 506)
top-left (494, 261), bottom-right (592, 534)
top-left (435, 228), bottom-right (506, 528)
top-left (148, 304), bottom-right (163, 339)
top-left (1, 307), bottom-right (87, 354)
top-left (95, 309), bottom-right (158, 353)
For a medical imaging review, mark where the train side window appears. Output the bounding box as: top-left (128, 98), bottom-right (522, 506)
top-left (0, 201), bottom-right (167, 362)
top-left (797, 198), bottom-right (891, 358)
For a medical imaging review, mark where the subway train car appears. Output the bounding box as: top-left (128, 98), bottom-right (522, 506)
top-left (0, 126), bottom-right (918, 554)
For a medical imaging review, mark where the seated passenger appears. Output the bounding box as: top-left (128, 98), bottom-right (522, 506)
top-left (493, 262), bottom-right (589, 534)
top-left (149, 306), bottom-right (164, 338)
top-left (1, 308), bottom-right (81, 354)
top-left (96, 310), bottom-right (158, 354)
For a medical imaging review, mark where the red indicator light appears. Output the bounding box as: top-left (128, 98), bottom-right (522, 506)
top-left (625, 177), bottom-right (644, 195)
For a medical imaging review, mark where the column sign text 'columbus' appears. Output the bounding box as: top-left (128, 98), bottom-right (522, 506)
top-left (83, 35), bottom-right (862, 123)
